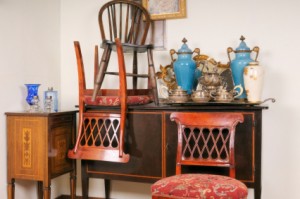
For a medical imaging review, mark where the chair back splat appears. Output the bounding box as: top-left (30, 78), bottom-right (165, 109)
top-left (171, 112), bottom-right (244, 178)
top-left (98, 0), bottom-right (150, 45)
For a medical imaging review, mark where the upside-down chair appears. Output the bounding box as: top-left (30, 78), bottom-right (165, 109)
top-left (92, 0), bottom-right (159, 105)
top-left (68, 38), bottom-right (130, 163)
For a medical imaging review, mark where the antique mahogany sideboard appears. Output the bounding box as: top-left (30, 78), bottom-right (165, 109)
top-left (81, 103), bottom-right (267, 199)
top-left (6, 111), bottom-right (77, 199)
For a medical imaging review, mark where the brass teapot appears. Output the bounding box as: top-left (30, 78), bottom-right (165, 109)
top-left (168, 86), bottom-right (190, 103)
top-left (210, 85), bottom-right (243, 102)
top-left (191, 89), bottom-right (210, 103)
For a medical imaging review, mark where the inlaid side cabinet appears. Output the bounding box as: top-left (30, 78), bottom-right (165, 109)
top-left (6, 111), bottom-right (77, 199)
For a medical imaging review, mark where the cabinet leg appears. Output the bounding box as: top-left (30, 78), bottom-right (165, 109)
top-left (37, 181), bottom-right (43, 199)
top-left (70, 171), bottom-right (77, 199)
top-left (43, 186), bottom-right (51, 199)
top-left (7, 178), bottom-right (15, 199)
top-left (104, 179), bottom-right (111, 199)
top-left (255, 185), bottom-right (261, 199)
top-left (81, 161), bottom-right (89, 199)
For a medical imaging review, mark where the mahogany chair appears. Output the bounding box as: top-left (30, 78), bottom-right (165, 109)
top-left (68, 38), bottom-right (129, 163)
top-left (92, 0), bottom-right (159, 105)
top-left (151, 112), bottom-right (248, 199)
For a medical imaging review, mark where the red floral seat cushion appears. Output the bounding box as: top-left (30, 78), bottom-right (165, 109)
top-left (151, 174), bottom-right (248, 199)
top-left (84, 95), bottom-right (152, 106)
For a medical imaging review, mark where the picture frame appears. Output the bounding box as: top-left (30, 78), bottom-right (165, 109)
top-left (147, 20), bottom-right (167, 50)
top-left (142, 0), bottom-right (186, 20)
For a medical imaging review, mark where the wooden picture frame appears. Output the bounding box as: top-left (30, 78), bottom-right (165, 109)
top-left (142, 0), bottom-right (186, 20)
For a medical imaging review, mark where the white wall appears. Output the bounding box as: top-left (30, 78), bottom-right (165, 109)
top-left (60, 0), bottom-right (300, 199)
top-left (1, 0), bottom-right (299, 198)
top-left (0, 0), bottom-right (61, 198)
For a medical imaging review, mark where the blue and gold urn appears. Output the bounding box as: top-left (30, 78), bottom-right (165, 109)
top-left (170, 38), bottom-right (200, 94)
top-left (227, 36), bottom-right (259, 99)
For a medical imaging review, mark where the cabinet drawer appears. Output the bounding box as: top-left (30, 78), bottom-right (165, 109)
top-left (49, 114), bottom-right (74, 125)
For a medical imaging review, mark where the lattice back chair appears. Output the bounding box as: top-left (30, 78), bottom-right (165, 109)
top-left (151, 112), bottom-right (248, 199)
top-left (68, 38), bottom-right (129, 163)
top-left (92, 0), bottom-right (159, 105)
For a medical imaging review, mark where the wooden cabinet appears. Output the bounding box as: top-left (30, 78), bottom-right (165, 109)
top-left (6, 111), bottom-right (77, 199)
top-left (80, 105), bottom-right (266, 199)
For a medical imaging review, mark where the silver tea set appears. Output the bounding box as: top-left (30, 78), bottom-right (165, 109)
top-left (167, 64), bottom-right (243, 103)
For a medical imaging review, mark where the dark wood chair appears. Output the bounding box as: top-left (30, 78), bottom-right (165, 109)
top-left (151, 112), bottom-right (248, 199)
top-left (92, 0), bottom-right (159, 105)
top-left (68, 38), bottom-right (129, 163)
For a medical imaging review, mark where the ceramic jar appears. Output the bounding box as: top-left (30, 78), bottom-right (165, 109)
top-left (243, 61), bottom-right (264, 102)
top-left (227, 36), bottom-right (259, 100)
top-left (170, 38), bottom-right (200, 94)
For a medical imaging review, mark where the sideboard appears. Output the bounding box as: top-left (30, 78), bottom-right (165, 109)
top-left (80, 103), bottom-right (267, 199)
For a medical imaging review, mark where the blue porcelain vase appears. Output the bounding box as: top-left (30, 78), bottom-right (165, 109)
top-left (170, 38), bottom-right (200, 94)
top-left (227, 36), bottom-right (259, 99)
top-left (25, 84), bottom-right (41, 105)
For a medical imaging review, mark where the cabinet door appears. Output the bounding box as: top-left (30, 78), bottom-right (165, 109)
top-left (49, 113), bottom-right (75, 177)
top-left (7, 116), bottom-right (47, 181)
top-left (165, 111), bottom-right (255, 183)
top-left (86, 112), bottom-right (163, 182)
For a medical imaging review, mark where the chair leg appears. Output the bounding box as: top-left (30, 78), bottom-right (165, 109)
top-left (70, 112), bottom-right (84, 154)
top-left (92, 46), bottom-right (112, 101)
top-left (133, 51), bottom-right (138, 89)
top-left (229, 167), bottom-right (236, 178)
top-left (147, 48), bottom-right (159, 105)
top-left (70, 164), bottom-right (76, 199)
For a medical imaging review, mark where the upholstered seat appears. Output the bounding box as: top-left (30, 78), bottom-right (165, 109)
top-left (84, 95), bottom-right (152, 106)
top-left (151, 174), bottom-right (248, 199)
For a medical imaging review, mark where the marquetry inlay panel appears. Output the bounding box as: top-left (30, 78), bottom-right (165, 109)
top-left (57, 139), bottom-right (67, 160)
top-left (22, 128), bottom-right (32, 168)
top-left (51, 126), bottom-right (73, 174)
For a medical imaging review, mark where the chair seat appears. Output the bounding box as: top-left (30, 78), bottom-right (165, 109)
top-left (85, 95), bottom-right (152, 106)
top-left (151, 174), bottom-right (248, 199)
top-left (101, 40), bottom-right (153, 53)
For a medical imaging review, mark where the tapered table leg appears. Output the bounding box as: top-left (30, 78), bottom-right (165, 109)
top-left (7, 178), bottom-right (15, 199)
top-left (43, 180), bottom-right (51, 199)
top-left (70, 167), bottom-right (77, 199)
top-left (37, 181), bottom-right (43, 199)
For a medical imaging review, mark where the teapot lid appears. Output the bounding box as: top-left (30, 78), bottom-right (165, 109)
top-left (177, 38), bottom-right (193, 54)
top-left (235, 35), bottom-right (251, 52)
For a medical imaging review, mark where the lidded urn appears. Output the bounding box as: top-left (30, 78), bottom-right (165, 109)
top-left (170, 38), bottom-right (200, 94)
top-left (227, 36), bottom-right (259, 100)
